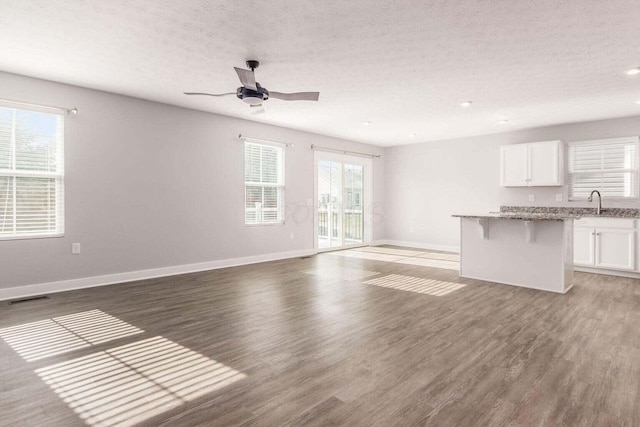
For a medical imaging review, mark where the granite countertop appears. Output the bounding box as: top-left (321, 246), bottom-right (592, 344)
top-left (452, 212), bottom-right (579, 221)
top-left (500, 206), bottom-right (640, 218)
top-left (453, 206), bottom-right (640, 221)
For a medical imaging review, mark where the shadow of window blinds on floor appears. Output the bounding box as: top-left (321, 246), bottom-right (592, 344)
top-left (35, 336), bottom-right (247, 427)
top-left (0, 309), bottom-right (143, 361)
top-left (363, 274), bottom-right (466, 296)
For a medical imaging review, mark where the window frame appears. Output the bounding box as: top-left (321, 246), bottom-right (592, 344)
top-left (568, 136), bottom-right (640, 201)
top-left (0, 101), bottom-right (65, 241)
top-left (243, 139), bottom-right (285, 226)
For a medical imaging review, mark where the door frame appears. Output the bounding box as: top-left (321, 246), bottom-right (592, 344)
top-left (314, 151), bottom-right (372, 252)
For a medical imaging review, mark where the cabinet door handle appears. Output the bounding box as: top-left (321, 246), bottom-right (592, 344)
top-left (596, 232), bottom-right (600, 236)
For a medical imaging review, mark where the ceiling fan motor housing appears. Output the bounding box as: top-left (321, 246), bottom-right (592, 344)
top-left (238, 83), bottom-right (269, 105)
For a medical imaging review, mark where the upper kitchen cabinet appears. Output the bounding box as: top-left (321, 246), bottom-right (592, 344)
top-left (500, 140), bottom-right (563, 187)
top-left (500, 143), bottom-right (528, 186)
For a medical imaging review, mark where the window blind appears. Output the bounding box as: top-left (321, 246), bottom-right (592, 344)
top-left (0, 105), bottom-right (64, 239)
top-left (568, 137), bottom-right (639, 199)
top-left (244, 140), bottom-right (284, 224)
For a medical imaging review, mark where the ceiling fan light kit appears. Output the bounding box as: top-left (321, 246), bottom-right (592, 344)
top-left (185, 60), bottom-right (319, 112)
top-left (238, 83), bottom-right (269, 105)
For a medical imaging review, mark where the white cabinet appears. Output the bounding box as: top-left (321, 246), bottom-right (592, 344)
top-left (574, 218), bottom-right (636, 272)
top-left (595, 229), bottom-right (635, 270)
top-left (528, 141), bottom-right (562, 186)
top-left (573, 226), bottom-right (595, 265)
top-left (500, 140), bottom-right (563, 187)
top-left (500, 144), bottom-right (528, 186)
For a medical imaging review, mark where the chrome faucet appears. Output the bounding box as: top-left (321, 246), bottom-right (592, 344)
top-left (588, 190), bottom-right (603, 215)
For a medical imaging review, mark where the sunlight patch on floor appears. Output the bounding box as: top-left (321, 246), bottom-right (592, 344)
top-left (304, 266), bottom-right (379, 280)
top-left (35, 336), bottom-right (247, 427)
top-left (0, 310), bottom-right (143, 361)
top-left (363, 274), bottom-right (466, 296)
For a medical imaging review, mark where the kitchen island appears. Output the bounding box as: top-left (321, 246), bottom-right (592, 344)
top-left (453, 211), bottom-right (578, 293)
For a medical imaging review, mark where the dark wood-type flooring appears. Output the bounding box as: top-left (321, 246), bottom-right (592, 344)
top-left (1, 246), bottom-right (640, 426)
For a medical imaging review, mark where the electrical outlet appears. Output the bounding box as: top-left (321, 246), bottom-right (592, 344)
top-left (556, 194), bottom-right (563, 202)
top-left (528, 194), bottom-right (535, 202)
top-left (289, 232), bottom-right (295, 240)
top-left (409, 226), bottom-right (415, 233)
top-left (71, 243), bottom-right (81, 254)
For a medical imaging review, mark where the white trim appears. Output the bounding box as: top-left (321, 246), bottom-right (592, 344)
top-left (0, 248), bottom-right (317, 302)
top-left (574, 266), bottom-right (640, 279)
top-left (0, 170), bottom-right (63, 178)
top-left (459, 273), bottom-right (573, 294)
top-left (0, 233), bottom-right (64, 242)
top-left (370, 239), bottom-right (460, 254)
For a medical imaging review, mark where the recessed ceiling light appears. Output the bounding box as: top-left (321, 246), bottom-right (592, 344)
top-left (362, 121), bottom-right (371, 126)
top-left (498, 119), bottom-right (509, 125)
top-left (408, 133), bottom-right (416, 138)
top-left (461, 101), bottom-right (473, 107)
top-left (626, 67), bottom-right (640, 75)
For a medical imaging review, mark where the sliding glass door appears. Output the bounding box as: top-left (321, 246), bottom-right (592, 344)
top-left (315, 153), bottom-right (369, 251)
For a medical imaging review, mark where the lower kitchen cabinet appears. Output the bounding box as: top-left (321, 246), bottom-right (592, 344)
top-left (573, 226), bottom-right (596, 266)
top-left (574, 217), bottom-right (637, 272)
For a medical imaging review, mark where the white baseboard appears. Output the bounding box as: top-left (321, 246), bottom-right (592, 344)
top-left (370, 239), bottom-right (460, 254)
top-left (459, 272), bottom-right (570, 294)
top-left (0, 248), bottom-right (317, 302)
top-left (574, 266), bottom-right (640, 279)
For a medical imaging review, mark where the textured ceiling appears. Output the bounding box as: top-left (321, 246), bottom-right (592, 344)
top-left (1, 0), bottom-right (640, 146)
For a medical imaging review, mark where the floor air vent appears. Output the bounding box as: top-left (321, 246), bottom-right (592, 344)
top-left (8, 295), bottom-right (49, 305)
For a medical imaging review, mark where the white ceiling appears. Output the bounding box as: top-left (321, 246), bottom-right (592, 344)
top-left (1, 0), bottom-right (640, 147)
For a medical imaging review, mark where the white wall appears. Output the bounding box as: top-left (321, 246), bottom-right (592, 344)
top-left (384, 115), bottom-right (640, 250)
top-left (0, 71), bottom-right (384, 291)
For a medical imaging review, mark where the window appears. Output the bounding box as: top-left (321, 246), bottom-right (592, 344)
top-left (244, 140), bottom-right (284, 224)
top-left (0, 103), bottom-right (64, 239)
top-left (569, 137), bottom-right (639, 200)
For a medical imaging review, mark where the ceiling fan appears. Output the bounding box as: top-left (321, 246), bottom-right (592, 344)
top-left (184, 60), bottom-right (320, 114)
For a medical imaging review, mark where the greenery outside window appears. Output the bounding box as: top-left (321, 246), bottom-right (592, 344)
top-left (0, 102), bottom-right (64, 240)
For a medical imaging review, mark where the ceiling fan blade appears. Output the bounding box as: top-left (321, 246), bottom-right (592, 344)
top-left (269, 91), bottom-right (319, 101)
top-left (250, 104), bottom-right (265, 115)
top-left (234, 67), bottom-right (257, 90)
top-left (184, 92), bottom-right (236, 97)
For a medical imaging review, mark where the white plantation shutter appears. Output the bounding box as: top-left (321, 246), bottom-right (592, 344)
top-left (244, 140), bottom-right (284, 224)
top-left (568, 137), bottom-right (639, 200)
top-left (0, 103), bottom-right (64, 239)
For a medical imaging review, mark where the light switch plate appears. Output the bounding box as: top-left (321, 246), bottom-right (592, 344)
top-left (72, 243), bottom-right (81, 254)
top-left (556, 194), bottom-right (563, 202)
top-left (528, 194), bottom-right (535, 202)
